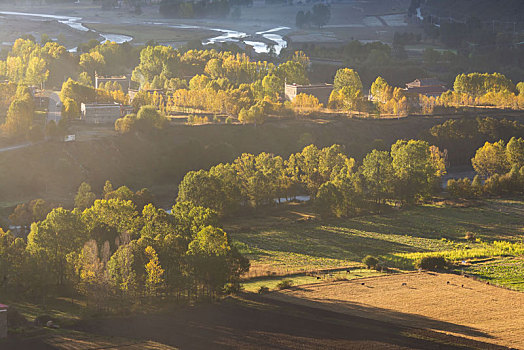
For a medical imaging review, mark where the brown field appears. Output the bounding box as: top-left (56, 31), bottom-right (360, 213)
top-left (65, 293), bottom-right (509, 350)
top-left (267, 272), bottom-right (524, 349)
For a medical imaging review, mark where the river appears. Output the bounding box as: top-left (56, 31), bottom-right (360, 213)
top-left (0, 10), bottom-right (288, 54)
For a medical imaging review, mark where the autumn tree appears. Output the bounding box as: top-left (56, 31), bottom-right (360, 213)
top-left (2, 86), bottom-right (34, 138)
top-left (471, 140), bottom-right (510, 177)
top-left (145, 245), bottom-right (165, 296)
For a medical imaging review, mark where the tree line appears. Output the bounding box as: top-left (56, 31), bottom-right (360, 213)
top-left (448, 137), bottom-right (524, 199)
top-left (1, 180), bottom-right (249, 309)
top-left (177, 140), bottom-right (446, 218)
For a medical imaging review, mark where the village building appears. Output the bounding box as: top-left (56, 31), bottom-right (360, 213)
top-left (95, 73), bottom-right (131, 93)
top-left (284, 83), bottom-right (334, 105)
top-left (80, 103), bottom-right (123, 124)
top-left (0, 304), bottom-right (7, 339)
top-left (404, 78), bottom-right (447, 97)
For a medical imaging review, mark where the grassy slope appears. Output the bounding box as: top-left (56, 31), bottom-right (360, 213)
top-left (228, 199), bottom-right (524, 290)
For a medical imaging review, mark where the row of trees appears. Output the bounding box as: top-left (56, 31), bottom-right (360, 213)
top-left (295, 4), bottom-right (331, 29)
top-left (0, 38), bottom-right (138, 89)
top-left (177, 140), bottom-right (446, 218)
top-left (1, 190), bottom-right (249, 308)
top-left (448, 137), bottom-right (524, 199)
top-left (130, 48), bottom-right (310, 121)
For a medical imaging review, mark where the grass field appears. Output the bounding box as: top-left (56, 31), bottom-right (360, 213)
top-left (242, 269), bottom-right (384, 292)
top-left (464, 257), bottom-right (524, 291)
top-left (228, 199), bottom-right (524, 289)
top-left (268, 272), bottom-right (524, 348)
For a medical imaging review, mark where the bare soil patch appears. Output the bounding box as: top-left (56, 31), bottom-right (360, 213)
top-left (267, 272), bottom-right (524, 348)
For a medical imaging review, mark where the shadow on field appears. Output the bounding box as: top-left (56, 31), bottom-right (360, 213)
top-left (269, 291), bottom-right (491, 340)
top-left (71, 293), bottom-right (506, 350)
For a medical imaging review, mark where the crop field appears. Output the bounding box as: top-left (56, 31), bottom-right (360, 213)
top-left (229, 199), bottom-right (524, 282)
top-left (268, 272), bottom-right (524, 348)
top-left (464, 257), bottom-right (524, 291)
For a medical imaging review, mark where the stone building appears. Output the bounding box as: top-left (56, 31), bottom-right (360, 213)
top-left (284, 83), bottom-right (334, 105)
top-left (80, 103), bottom-right (122, 124)
top-left (405, 78), bottom-right (447, 97)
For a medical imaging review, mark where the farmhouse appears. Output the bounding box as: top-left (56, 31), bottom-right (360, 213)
top-left (80, 103), bottom-right (122, 124)
top-left (404, 78), bottom-right (447, 97)
top-left (285, 83), bottom-right (334, 105)
top-left (95, 73), bottom-right (131, 93)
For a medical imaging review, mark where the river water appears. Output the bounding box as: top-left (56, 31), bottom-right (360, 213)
top-left (0, 10), bottom-right (288, 54)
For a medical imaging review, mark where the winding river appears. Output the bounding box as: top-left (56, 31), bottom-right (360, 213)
top-left (0, 10), bottom-right (288, 54)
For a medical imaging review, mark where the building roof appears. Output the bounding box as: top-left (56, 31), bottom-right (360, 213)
top-left (81, 103), bottom-right (121, 108)
top-left (285, 83), bottom-right (333, 88)
top-left (406, 78), bottom-right (446, 88)
top-left (404, 86), bottom-right (448, 96)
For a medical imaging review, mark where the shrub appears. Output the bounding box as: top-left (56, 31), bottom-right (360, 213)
top-left (276, 279), bottom-right (293, 290)
top-left (464, 232), bottom-right (477, 241)
top-left (225, 116), bottom-right (234, 124)
top-left (362, 255), bottom-right (379, 269)
top-left (415, 256), bottom-right (448, 271)
top-left (223, 282), bottom-right (242, 294)
top-left (257, 286), bottom-right (270, 294)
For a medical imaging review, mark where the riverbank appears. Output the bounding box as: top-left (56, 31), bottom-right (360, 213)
top-left (0, 4), bottom-right (291, 54)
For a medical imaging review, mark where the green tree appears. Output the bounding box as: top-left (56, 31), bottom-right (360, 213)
top-left (187, 226), bottom-right (232, 294)
top-left (82, 199), bottom-right (140, 236)
top-left (275, 61), bottom-right (309, 85)
top-left (390, 140), bottom-right (445, 203)
top-left (0, 229), bottom-right (27, 293)
top-left (360, 150), bottom-right (395, 204)
top-left (471, 140), bottom-right (510, 177)
top-left (333, 68), bottom-right (363, 92)
top-left (370, 76), bottom-right (393, 104)
top-left (115, 106), bottom-right (166, 133)
top-left (131, 45), bottom-right (179, 87)
top-left (3, 93), bottom-right (34, 137)
top-left (107, 244), bottom-right (137, 294)
top-left (62, 98), bottom-right (80, 121)
top-left (311, 4), bottom-right (331, 28)
top-left (75, 182), bottom-right (96, 210)
top-left (177, 170), bottom-right (226, 214)
top-left (25, 56), bottom-right (49, 86)
top-left (27, 208), bottom-right (87, 286)
top-left (315, 181), bottom-right (343, 217)
top-left (262, 74), bottom-right (283, 98)
top-left (506, 137), bottom-right (524, 168)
